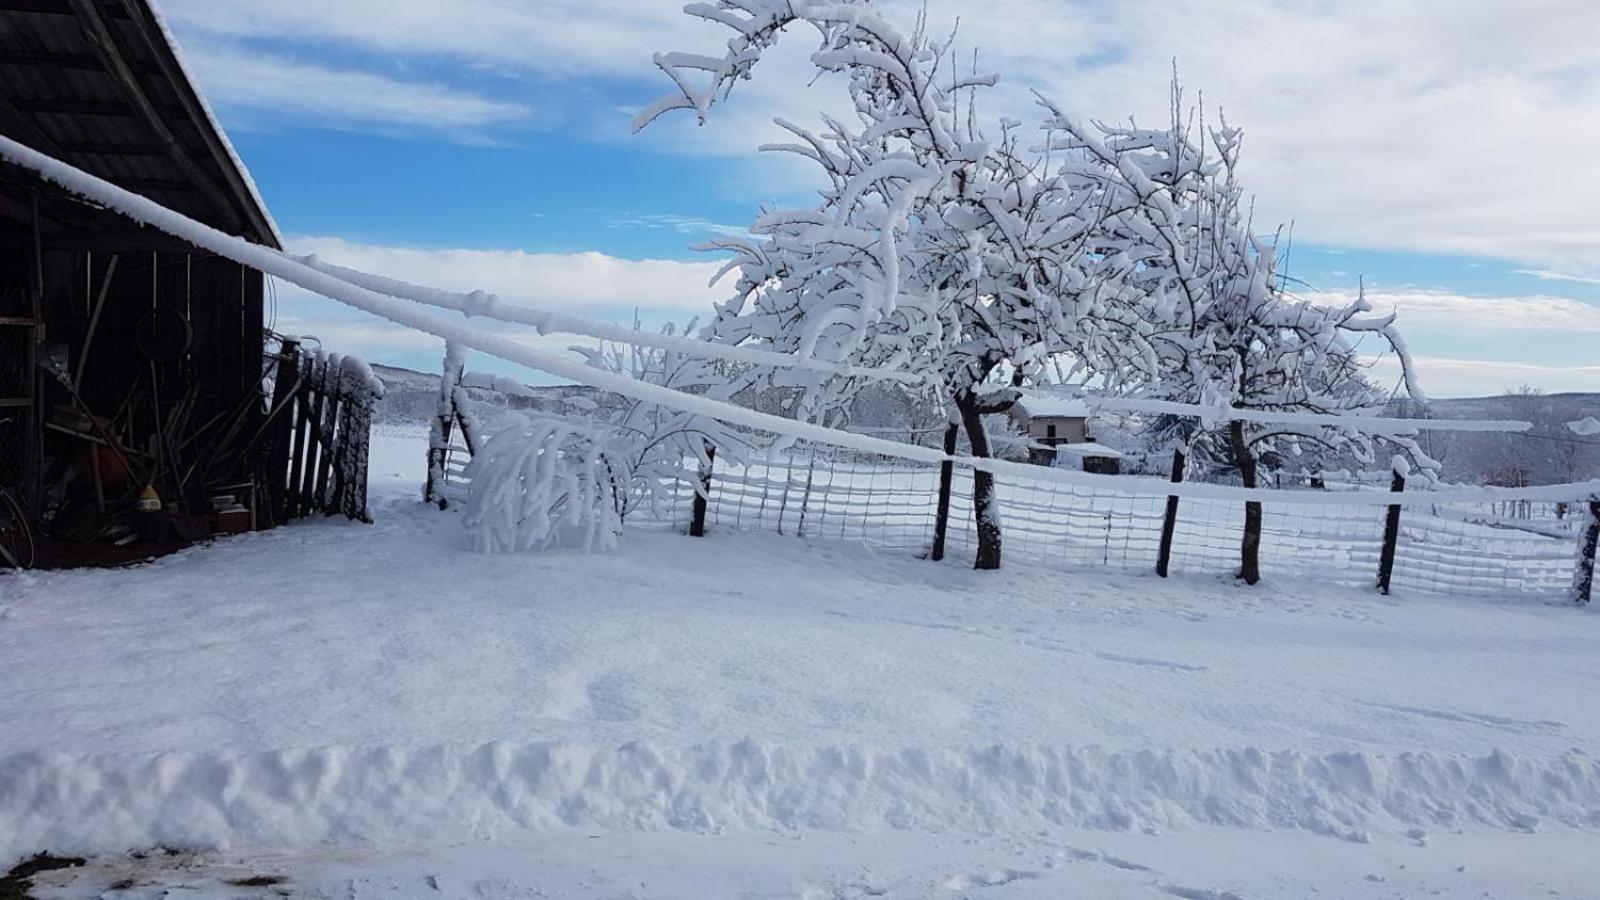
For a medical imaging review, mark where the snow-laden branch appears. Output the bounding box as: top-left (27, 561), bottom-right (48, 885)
top-left (463, 416), bottom-right (628, 553)
top-left (297, 254), bottom-right (932, 387)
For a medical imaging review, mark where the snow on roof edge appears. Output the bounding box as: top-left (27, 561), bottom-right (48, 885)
top-left (145, 0), bottom-right (283, 247)
top-left (1052, 441), bottom-right (1123, 459)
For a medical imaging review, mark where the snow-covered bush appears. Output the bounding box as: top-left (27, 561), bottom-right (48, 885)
top-left (462, 415), bottom-right (630, 553)
top-left (456, 318), bottom-right (759, 555)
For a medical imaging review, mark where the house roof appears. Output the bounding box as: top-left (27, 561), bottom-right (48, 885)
top-left (1012, 391), bottom-right (1092, 420)
top-left (0, 0), bottom-right (279, 250)
top-left (1051, 441), bottom-right (1124, 460)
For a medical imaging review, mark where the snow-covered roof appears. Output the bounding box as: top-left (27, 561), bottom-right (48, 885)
top-left (1052, 441), bottom-right (1123, 459)
top-left (148, 2), bottom-right (283, 246)
top-left (0, 0), bottom-right (280, 248)
top-left (1012, 391), bottom-right (1091, 420)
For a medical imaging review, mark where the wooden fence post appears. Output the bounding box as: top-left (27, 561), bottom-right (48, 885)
top-left (263, 339), bottom-right (300, 527)
top-left (690, 444), bottom-right (716, 537)
top-left (286, 356), bottom-right (315, 519)
top-left (425, 344), bottom-right (465, 508)
top-left (930, 421), bottom-right (958, 561)
top-left (1377, 465), bottom-right (1406, 595)
top-left (1156, 448), bottom-right (1186, 578)
top-left (348, 386), bottom-right (374, 523)
top-left (313, 365), bottom-right (342, 513)
top-left (797, 456), bottom-right (815, 538)
top-left (297, 357), bottom-right (328, 514)
top-left (1574, 498), bottom-right (1600, 605)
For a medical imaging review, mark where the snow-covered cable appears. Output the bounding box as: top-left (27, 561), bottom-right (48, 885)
top-left (4, 135), bottom-right (1594, 509)
top-left (294, 255), bottom-right (931, 387)
top-left (313, 240), bottom-right (1526, 434)
top-left (1047, 393), bottom-right (1534, 434)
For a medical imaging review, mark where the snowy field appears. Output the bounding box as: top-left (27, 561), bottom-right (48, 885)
top-left (3, 424), bottom-right (1598, 898)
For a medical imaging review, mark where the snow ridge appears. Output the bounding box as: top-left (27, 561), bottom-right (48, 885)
top-left (4, 742), bottom-right (1597, 863)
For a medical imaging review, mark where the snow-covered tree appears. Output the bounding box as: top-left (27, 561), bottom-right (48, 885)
top-left (638, 3), bottom-right (1429, 581)
top-left (1036, 89), bottom-right (1431, 583)
top-left (636, 0), bottom-right (1146, 569)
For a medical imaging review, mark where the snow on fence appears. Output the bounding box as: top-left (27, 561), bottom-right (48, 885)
top-left (262, 338), bottom-right (381, 525)
top-left (663, 447), bottom-right (1597, 603)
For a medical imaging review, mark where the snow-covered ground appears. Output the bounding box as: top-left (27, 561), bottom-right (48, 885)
top-left (2, 425), bottom-right (1597, 898)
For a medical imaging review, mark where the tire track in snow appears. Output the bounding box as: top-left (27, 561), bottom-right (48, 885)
top-left (1355, 701), bottom-right (1566, 735)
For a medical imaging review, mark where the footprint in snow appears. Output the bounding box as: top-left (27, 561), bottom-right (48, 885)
top-left (1160, 885), bottom-right (1247, 900)
top-left (942, 868), bottom-right (1042, 891)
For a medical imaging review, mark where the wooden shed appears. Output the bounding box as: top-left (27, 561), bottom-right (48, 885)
top-left (0, 0), bottom-right (371, 568)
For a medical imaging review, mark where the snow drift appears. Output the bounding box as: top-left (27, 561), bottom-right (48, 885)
top-left (4, 741), bottom-right (1597, 863)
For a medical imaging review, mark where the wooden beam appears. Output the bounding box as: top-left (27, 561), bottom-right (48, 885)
top-left (65, 0), bottom-right (241, 230)
top-left (0, 50), bottom-right (157, 73)
top-left (0, 84), bottom-right (67, 157)
top-left (0, 191), bottom-right (61, 232)
top-left (44, 227), bottom-right (191, 253)
top-left (12, 97), bottom-right (142, 117)
top-left (0, 0), bottom-right (127, 16)
top-left (57, 139), bottom-right (165, 157)
top-left (112, 176), bottom-right (201, 194)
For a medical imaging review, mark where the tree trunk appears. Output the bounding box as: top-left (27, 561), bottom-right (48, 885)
top-left (957, 393), bottom-right (1002, 570)
top-left (1229, 419), bottom-right (1262, 585)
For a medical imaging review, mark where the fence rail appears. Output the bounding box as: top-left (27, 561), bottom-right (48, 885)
top-left (661, 447), bottom-right (1596, 604)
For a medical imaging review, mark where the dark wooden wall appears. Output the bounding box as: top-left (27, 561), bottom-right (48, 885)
top-left (0, 213), bottom-right (265, 498)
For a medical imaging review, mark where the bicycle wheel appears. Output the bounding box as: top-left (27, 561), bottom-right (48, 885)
top-left (0, 488), bottom-right (33, 570)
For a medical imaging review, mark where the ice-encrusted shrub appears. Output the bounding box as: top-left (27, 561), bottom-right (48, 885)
top-left (462, 415), bottom-right (630, 553)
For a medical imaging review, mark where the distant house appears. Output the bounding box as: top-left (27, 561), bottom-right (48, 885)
top-left (1009, 392), bottom-right (1122, 474)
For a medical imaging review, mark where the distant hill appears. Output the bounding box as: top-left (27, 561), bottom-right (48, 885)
top-left (1420, 393), bottom-right (1600, 420)
top-left (370, 364), bottom-right (601, 424)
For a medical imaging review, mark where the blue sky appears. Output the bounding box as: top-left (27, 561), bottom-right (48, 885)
top-left (161, 0), bottom-right (1600, 398)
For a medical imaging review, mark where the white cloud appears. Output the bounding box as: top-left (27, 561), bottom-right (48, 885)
top-left (1368, 355), bottom-right (1600, 399)
top-left (606, 212), bottom-right (750, 238)
top-left (158, 0), bottom-right (1600, 276)
top-left (1512, 269), bottom-right (1600, 288)
top-left (183, 46), bottom-right (529, 134)
top-left (910, 0), bottom-right (1600, 274)
top-left (288, 235), bottom-right (729, 311)
top-left (158, 0), bottom-right (699, 78)
top-left (1315, 289), bottom-right (1600, 335)
top-left (571, 0), bottom-right (1600, 275)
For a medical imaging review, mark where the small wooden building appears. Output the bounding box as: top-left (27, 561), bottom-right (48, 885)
top-left (1010, 391), bottom-right (1121, 474)
top-left (0, 0), bottom-right (371, 567)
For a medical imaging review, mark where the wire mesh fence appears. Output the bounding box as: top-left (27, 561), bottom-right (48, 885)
top-left (655, 446), bottom-right (1593, 602)
top-left (663, 452), bottom-right (941, 555)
